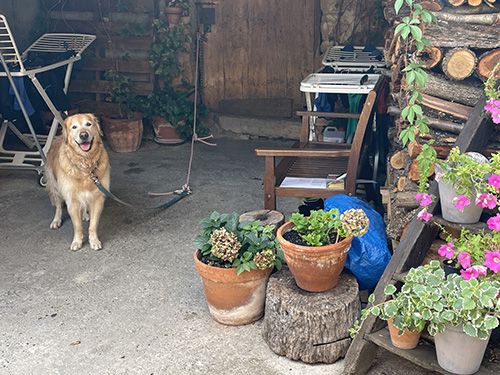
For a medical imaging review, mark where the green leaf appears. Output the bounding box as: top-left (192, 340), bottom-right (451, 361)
top-left (371, 306), bottom-right (380, 316)
top-left (483, 315), bottom-right (499, 330)
top-left (410, 25), bottom-right (422, 40)
top-left (463, 323), bottom-right (478, 338)
top-left (368, 294), bottom-right (375, 304)
top-left (384, 285), bottom-right (397, 296)
top-left (463, 298), bottom-right (476, 310)
top-left (394, 0), bottom-right (404, 14)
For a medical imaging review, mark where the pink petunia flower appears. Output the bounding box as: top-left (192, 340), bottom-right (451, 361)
top-left (460, 265), bottom-right (488, 280)
top-left (475, 193), bottom-right (497, 209)
top-left (487, 213), bottom-right (500, 231)
top-left (453, 195), bottom-right (471, 211)
top-left (438, 242), bottom-right (455, 259)
top-left (488, 174), bottom-right (500, 191)
top-left (417, 209), bottom-right (433, 222)
top-left (484, 99), bottom-right (500, 125)
top-left (457, 251), bottom-right (471, 269)
top-left (484, 250), bottom-right (500, 273)
top-left (415, 193), bottom-right (433, 207)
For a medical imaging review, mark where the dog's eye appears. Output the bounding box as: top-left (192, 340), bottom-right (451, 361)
top-left (71, 125), bottom-right (77, 129)
top-left (85, 122), bottom-right (92, 127)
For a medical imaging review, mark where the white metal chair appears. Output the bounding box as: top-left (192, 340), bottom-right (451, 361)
top-left (0, 14), bottom-right (95, 184)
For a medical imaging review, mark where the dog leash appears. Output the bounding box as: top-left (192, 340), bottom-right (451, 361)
top-left (90, 172), bottom-right (190, 210)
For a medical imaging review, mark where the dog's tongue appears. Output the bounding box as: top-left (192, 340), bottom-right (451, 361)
top-left (80, 142), bottom-right (91, 152)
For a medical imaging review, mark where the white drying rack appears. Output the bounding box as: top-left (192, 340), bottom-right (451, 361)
top-left (0, 14), bottom-right (95, 184)
top-left (321, 45), bottom-right (386, 72)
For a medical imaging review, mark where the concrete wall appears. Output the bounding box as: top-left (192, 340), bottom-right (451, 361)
top-left (0, 0), bottom-right (41, 50)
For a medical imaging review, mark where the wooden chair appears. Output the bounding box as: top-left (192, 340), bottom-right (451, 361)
top-left (255, 76), bottom-right (386, 210)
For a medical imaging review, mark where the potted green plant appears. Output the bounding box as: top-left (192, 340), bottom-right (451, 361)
top-left (193, 211), bottom-right (283, 326)
top-left (276, 208), bottom-right (369, 292)
top-left (102, 70), bottom-right (144, 152)
top-left (148, 19), bottom-right (208, 143)
top-left (164, 0), bottom-right (188, 26)
top-left (350, 279), bottom-right (427, 350)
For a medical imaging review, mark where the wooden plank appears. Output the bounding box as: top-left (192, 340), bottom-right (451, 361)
top-left (79, 57), bottom-right (152, 73)
top-left (255, 149), bottom-right (351, 158)
top-left (218, 98), bottom-right (292, 118)
top-left (69, 80), bottom-right (153, 95)
top-left (296, 111), bottom-right (361, 119)
top-left (276, 187), bottom-right (346, 198)
top-left (247, 0), bottom-right (267, 98)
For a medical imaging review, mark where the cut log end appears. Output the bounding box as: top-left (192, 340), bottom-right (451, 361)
top-left (390, 151), bottom-right (406, 170)
top-left (416, 46), bottom-right (443, 69)
top-left (477, 49), bottom-right (500, 81)
top-left (447, 0), bottom-right (465, 5)
top-left (442, 48), bottom-right (478, 81)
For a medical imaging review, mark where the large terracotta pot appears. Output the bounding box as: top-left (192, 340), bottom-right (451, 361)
top-left (387, 318), bottom-right (421, 350)
top-left (101, 112), bottom-right (143, 153)
top-left (193, 251), bottom-right (272, 326)
top-left (276, 222), bottom-right (352, 292)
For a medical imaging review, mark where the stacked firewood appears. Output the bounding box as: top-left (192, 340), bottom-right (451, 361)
top-left (382, 0), bottom-right (499, 241)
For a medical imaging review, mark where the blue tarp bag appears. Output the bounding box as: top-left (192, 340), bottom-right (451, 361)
top-left (324, 195), bottom-right (391, 290)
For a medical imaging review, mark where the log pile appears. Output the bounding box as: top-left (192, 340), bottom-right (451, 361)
top-left (383, 0), bottom-right (499, 241)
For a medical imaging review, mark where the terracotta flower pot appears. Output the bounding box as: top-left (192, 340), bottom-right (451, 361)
top-left (164, 7), bottom-right (182, 26)
top-left (276, 222), bottom-right (352, 292)
top-left (151, 116), bottom-right (184, 145)
top-left (101, 112), bottom-right (143, 153)
top-left (387, 318), bottom-right (421, 350)
top-left (193, 251), bottom-right (272, 326)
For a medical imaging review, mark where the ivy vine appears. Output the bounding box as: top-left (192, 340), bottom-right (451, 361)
top-left (393, 0), bottom-right (437, 190)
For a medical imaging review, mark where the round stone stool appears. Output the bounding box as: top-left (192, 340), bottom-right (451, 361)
top-left (262, 267), bottom-right (359, 364)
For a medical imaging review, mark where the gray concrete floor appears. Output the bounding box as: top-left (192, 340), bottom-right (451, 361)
top-left (0, 138), bottom-right (430, 375)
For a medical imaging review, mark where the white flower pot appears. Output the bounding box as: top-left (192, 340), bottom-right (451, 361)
top-left (438, 179), bottom-right (482, 224)
top-left (434, 324), bottom-right (491, 374)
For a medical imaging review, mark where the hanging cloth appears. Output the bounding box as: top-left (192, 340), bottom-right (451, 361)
top-left (345, 93), bottom-right (363, 143)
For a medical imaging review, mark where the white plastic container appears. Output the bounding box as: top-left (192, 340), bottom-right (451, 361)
top-left (323, 126), bottom-right (345, 143)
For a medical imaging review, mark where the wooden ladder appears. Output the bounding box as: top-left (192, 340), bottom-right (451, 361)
top-left (343, 95), bottom-right (498, 375)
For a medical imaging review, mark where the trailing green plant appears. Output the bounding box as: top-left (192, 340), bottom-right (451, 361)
top-left (393, 1), bottom-right (435, 147)
top-left (289, 208), bottom-right (369, 247)
top-left (104, 70), bottom-right (144, 118)
top-left (193, 211), bottom-right (284, 275)
top-left (351, 261), bottom-right (500, 340)
top-left (150, 20), bottom-right (190, 83)
top-left (167, 0), bottom-right (190, 11)
top-left (349, 276), bottom-right (427, 338)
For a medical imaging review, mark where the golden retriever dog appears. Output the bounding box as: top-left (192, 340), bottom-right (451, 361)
top-left (45, 113), bottom-right (110, 251)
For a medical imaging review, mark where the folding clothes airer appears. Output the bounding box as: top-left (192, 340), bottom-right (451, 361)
top-left (0, 14), bottom-right (95, 186)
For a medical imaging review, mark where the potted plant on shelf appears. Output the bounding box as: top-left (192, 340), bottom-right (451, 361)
top-left (350, 276), bottom-right (427, 350)
top-left (193, 211), bottom-right (283, 326)
top-left (415, 147), bottom-right (500, 225)
top-left (276, 208), bottom-right (369, 292)
top-left (102, 70), bottom-right (144, 153)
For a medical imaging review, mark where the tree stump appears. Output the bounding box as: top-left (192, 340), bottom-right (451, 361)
top-left (262, 268), bottom-right (359, 364)
top-left (239, 210), bottom-right (284, 230)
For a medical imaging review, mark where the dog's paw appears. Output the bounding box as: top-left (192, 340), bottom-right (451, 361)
top-left (70, 240), bottom-right (83, 251)
top-left (50, 219), bottom-right (62, 229)
top-left (89, 238), bottom-right (102, 251)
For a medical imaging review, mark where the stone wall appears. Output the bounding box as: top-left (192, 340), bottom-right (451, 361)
top-left (320, 0), bottom-right (386, 52)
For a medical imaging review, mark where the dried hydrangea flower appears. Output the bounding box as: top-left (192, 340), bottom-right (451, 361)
top-left (253, 249), bottom-right (275, 270)
top-left (210, 227), bottom-right (241, 262)
top-left (340, 209), bottom-right (369, 237)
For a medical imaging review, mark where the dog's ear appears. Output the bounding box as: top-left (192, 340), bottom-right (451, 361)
top-left (87, 113), bottom-right (103, 137)
top-left (62, 115), bottom-right (71, 140)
